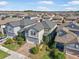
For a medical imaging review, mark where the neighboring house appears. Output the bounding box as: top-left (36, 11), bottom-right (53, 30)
top-left (5, 18), bottom-right (35, 38)
top-left (65, 22), bottom-right (79, 37)
top-left (5, 21), bottom-right (21, 38)
top-left (41, 19), bottom-right (57, 43)
top-left (52, 15), bottom-right (64, 20)
top-left (5, 19), bottom-right (57, 44)
top-left (55, 26), bottom-right (79, 55)
top-left (51, 15), bottom-right (64, 25)
top-left (65, 16), bottom-right (77, 21)
top-left (0, 17), bottom-right (22, 35)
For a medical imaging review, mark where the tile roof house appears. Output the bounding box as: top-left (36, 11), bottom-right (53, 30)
top-left (5, 19), bottom-right (57, 44)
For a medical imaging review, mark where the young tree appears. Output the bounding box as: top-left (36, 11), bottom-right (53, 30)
top-left (51, 49), bottom-right (65, 59)
top-left (16, 36), bottom-right (25, 46)
top-left (5, 38), bottom-right (15, 44)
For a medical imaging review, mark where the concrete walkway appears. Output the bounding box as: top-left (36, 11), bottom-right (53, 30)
top-left (0, 45), bottom-right (27, 59)
top-left (66, 53), bottom-right (79, 59)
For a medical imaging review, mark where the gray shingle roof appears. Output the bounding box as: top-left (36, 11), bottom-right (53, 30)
top-left (20, 18), bottom-right (35, 27)
top-left (8, 21), bottom-right (20, 27)
top-left (41, 21), bottom-right (49, 29)
top-left (55, 29), bottom-right (77, 44)
top-left (24, 22), bottom-right (44, 32)
top-left (8, 18), bottom-right (35, 27)
top-left (32, 22), bottom-right (44, 32)
top-left (41, 19), bottom-right (57, 30)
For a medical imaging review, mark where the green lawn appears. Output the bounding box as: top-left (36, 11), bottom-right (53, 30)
top-left (41, 51), bottom-right (50, 59)
top-left (3, 44), bottom-right (20, 51)
top-left (0, 50), bottom-right (9, 59)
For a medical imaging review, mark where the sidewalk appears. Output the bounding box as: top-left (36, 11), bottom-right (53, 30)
top-left (66, 53), bottom-right (79, 59)
top-left (0, 45), bottom-right (26, 59)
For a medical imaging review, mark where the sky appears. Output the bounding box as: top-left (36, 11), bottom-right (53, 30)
top-left (0, 0), bottom-right (79, 11)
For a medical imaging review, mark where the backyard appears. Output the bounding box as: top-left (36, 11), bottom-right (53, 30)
top-left (0, 50), bottom-right (9, 59)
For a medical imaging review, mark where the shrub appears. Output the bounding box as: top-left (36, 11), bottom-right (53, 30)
top-left (16, 36), bottom-right (25, 46)
top-left (0, 33), bottom-right (6, 37)
top-left (46, 46), bottom-right (51, 51)
top-left (43, 36), bottom-right (49, 44)
top-left (42, 54), bottom-right (50, 59)
top-left (30, 47), bottom-right (39, 54)
top-left (49, 43), bottom-right (56, 49)
top-left (39, 44), bottom-right (44, 51)
top-left (18, 32), bottom-right (25, 41)
top-left (4, 38), bottom-right (16, 44)
top-left (50, 49), bottom-right (65, 59)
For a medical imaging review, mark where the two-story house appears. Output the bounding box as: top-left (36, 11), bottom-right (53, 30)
top-left (0, 17), bottom-right (22, 35)
top-left (5, 18), bottom-right (35, 38)
top-left (55, 26), bottom-right (79, 56)
top-left (5, 18), bottom-right (57, 44)
top-left (21, 22), bottom-right (44, 44)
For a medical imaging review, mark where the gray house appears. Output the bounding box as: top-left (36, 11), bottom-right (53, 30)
top-left (5, 18), bottom-right (35, 38)
top-left (55, 26), bottom-right (79, 55)
top-left (22, 22), bottom-right (44, 44)
top-left (0, 17), bottom-right (22, 35)
top-left (5, 19), bottom-right (57, 44)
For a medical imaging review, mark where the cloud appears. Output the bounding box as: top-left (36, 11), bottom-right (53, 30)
top-left (68, 0), bottom-right (79, 5)
top-left (38, 1), bottom-right (54, 5)
top-left (60, 4), bottom-right (69, 6)
top-left (65, 7), bottom-right (77, 11)
top-left (0, 1), bottom-right (8, 6)
top-left (36, 6), bottom-right (50, 11)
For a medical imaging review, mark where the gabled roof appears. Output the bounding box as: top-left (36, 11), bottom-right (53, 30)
top-left (32, 22), bottom-right (44, 32)
top-left (7, 18), bottom-right (35, 27)
top-left (41, 19), bottom-right (57, 35)
top-left (24, 22), bottom-right (44, 32)
top-left (55, 28), bottom-right (77, 44)
top-left (65, 22), bottom-right (79, 30)
top-left (41, 19), bottom-right (57, 30)
top-left (20, 18), bottom-right (35, 27)
top-left (8, 21), bottom-right (20, 27)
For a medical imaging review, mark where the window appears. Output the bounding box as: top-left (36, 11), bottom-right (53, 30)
top-left (75, 44), bottom-right (79, 48)
top-left (31, 31), bottom-right (36, 35)
top-left (7, 26), bottom-right (13, 33)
